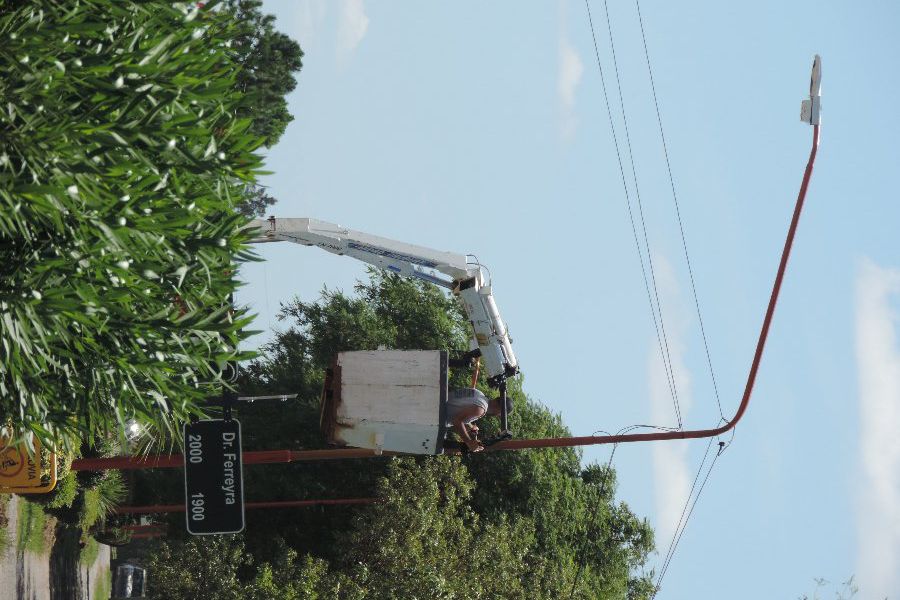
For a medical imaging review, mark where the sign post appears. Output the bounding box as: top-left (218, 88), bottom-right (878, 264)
top-left (183, 419), bottom-right (245, 535)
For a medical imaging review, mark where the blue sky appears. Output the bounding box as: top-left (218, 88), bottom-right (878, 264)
top-left (236, 1), bottom-right (900, 597)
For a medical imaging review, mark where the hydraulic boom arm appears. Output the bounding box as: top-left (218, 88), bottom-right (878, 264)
top-left (249, 217), bottom-right (519, 388)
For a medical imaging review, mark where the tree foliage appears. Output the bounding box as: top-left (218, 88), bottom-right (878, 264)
top-left (143, 271), bottom-right (656, 598)
top-left (797, 576), bottom-right (859, 600)
top-left (147, 535), bottom-right (249, 600)
top-left (0, 1), bottom-right (263, 448)
top-left (235, 182), bottom-right (277, 218)
top-left (225, 0), bottom-right (303, 148)
top-left (224, 0), bottom-right (305, 217)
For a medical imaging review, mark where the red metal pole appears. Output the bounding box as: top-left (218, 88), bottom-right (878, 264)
top-left (114, 497), bottom-right (378, 515)
top-left (131, 532), bottom-right (166, 539)
top-left (487, 124), bottom-right (820, 450)
top-left (71, 125), bottom-right (819, 469)
top-left (118, 524), bottom-right (166, 532)
top-left (71, 448), bottom-right (397, 471)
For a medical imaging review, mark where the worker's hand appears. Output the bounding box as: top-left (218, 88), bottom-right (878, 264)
top-left (465, 438), bottom-right (484, 453)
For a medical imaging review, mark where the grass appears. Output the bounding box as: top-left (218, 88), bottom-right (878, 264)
top-left (16, 498), bottom-right (49, 554)
top-left (80, 536), bottom-right (100, 567)
top-left (93, 568), bottom-right (112, 600)
top-left (0, 494), bottom-right (11, 555)
top-left (80, 490), bottom-right (104, 533)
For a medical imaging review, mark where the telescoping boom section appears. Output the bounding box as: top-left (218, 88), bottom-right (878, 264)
top-left (249, 217), bottom-right (519, 387)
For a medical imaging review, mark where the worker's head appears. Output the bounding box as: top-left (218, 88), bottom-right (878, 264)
top-left (487, 395), bottom-right (514, 417)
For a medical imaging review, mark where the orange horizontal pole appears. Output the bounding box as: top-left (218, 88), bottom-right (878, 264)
top-left (118, 524), bottom-right (165, 532)
top-left (71, 448), bottom-right (397, 471)
top-left (487, 124), bottom-right (819, 450)
top-left (131, 532), bottom-right (165, 539)
top-left (114, 497), bottom-right (378, 515)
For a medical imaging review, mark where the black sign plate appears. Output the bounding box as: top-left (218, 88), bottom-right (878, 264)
top-left (183, 419), bottom-right (245, 535)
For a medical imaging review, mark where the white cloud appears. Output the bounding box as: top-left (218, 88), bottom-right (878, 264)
top-left (337, 0), bottom-right (369, 60)
top-left (557, 0), bottom-right (582, 140)
top-left (558, 37), bottom-right (583, 140)
top-left (855, 258), bottom-right (900, 599)
top-left (289, 0), bottom-right (327, 50)
top-left (648, 255), bottom-right (694, 546)
top-left (280, 0), bottom-right (367, 61)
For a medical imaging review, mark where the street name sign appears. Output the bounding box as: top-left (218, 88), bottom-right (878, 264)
top-left (183, 419), bottom-right (245, 535)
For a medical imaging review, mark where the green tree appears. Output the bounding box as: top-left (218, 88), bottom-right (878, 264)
top-left (235, 272), bottom-right (654, 597)
top-left (226, 0), bottom-right (304, 148)
top-left (236, 183), bottom-right (277, 218)
top-left (464, 391), bottom-right (656, 597)
top-left (0, 0), bottom-right (262, 448)
top-left (147, 536), bottom-right (248, 600)
top-left (798, 576), bottom-right (859, 600)
top-left (335, 456), bottom-right (540, 599)
top-left (138, 270), bottom-right (656, 598)
top-left (223, 0), bottom-right (305, 217)
top-left (233, 272), bottom-right (466, 564)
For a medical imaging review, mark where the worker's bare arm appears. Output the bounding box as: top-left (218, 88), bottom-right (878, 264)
top-left (452, 405), bottom-right (485, 452)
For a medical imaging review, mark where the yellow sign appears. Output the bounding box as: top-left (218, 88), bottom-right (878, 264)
top-left (0, 436), bottom-right (57, 494)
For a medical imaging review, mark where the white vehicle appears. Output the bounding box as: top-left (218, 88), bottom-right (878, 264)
top-left (249, 217), bottom-right (519, 434)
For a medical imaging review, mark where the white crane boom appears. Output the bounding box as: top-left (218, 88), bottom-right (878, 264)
top-left (249, 217), bottom-right (519, 387)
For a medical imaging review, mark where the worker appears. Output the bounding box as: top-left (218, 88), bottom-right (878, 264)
top-left (446, 387), bottom-right (513, 453)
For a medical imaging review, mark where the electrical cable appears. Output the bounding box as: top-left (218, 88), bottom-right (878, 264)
top-left (263, 260), bottom-right (273, 333)
top-left (600, 0), bottom-right (682, 430)
top-left (655, 437), bottom-right (714, 579)
top-left (575, 423), bottom-right (728, 597)
top-left (567, 423), bottom-right (677, 599)
top-left (583, 7), bottom-right (741, 586)
top-left (633, 0), bottom-right (724, 422)
top-left (583, 0), bottom-right (682, 429)
top-left (653, 439), bottom-right (724, 596)
top-left (602, 7), bottom-right (733, 584)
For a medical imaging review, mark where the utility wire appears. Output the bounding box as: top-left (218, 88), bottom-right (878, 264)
top-left (583, 0), bottom-right (682, 429)
top-left (263, 260), bottom-right (273, 332)
top-left (569, 423), bottom-right (685, 599)
top-left (655, 437), bottom-right (714, 580)
top-left (601, 0), bottom-right (682, 429)
top-left (653, 440), bottom-right (724, 596)
top-left (633, 0), bottom-right (724, 422)
top-left (580, 2), bottom-right (734, 588)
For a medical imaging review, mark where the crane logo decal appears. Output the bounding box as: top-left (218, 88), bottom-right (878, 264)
top-left (347, 242), bottom-right (440, 269)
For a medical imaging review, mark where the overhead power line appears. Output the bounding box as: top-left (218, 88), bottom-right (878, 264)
top-left (633, 0), bottom-right (725, 423)
top-left (654, 440), bottom-right (725, 596)
top-left (600, 0), bottom-right (684, 429)
top-left (583, 0), bottom-right (683, 430)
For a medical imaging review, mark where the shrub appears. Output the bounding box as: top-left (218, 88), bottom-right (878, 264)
top-left (46, 471), bottom-right (79, 509)
top-left (93, 526), bottom-right (132, 547)
top-left (81, 470), bottom-right (126, 531)
top-left (0, 0), bottom-right (262, 450)
top-left (23, 464), bottom-right (78, 508)
top-left (76, 434), bottom-right (121, 489)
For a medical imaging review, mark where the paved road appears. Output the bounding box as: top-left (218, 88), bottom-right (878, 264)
top-left (0, 495), bottom-right (110, 600)
top-left (82, 543), bottom-right (110, 600)
top-left (0, 495), bottom-right (49, 600)
top-left (0, 494), bottom-right (19, 597)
